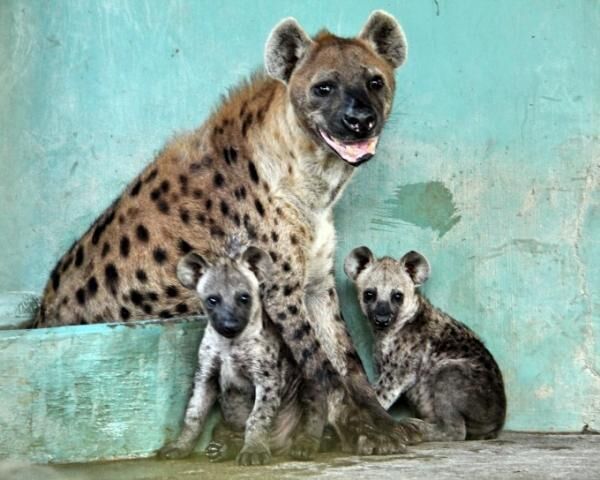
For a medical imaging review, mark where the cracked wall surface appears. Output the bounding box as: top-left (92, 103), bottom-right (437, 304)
top-left (1, 0), bottom-right (598, 431)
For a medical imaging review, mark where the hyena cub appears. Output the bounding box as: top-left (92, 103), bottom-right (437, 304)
top-left (160, 245), bottom-right (321, 465)
top-left (344, 247), bottom-right (506, 441)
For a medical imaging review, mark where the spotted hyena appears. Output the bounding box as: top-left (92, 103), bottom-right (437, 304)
top-left (344, 247), bottom-right (507, 441)
top-left (160, 245), bottom-right (319, 464)
top-left (34, 12), bottom-right (419, 453)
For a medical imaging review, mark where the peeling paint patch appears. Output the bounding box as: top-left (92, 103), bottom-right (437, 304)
top-left (373, 181), bottom-right (461, 238)
top-left (535, 385), bottom-right (554, 400)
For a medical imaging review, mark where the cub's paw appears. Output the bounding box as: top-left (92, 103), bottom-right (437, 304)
top-left (236, 444), bottom-right (272, 466)
top-left (289, 433), bottom-right (320, 460)
top-left (157, 442), bottom-right (193, 460)
top-left (205, 441), bottom-right (234, 463)
top-left (345, 418), bottom-right (407, 455)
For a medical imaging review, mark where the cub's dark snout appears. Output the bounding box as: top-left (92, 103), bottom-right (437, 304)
top-left (372, 301), bottom-right (392, 329)
top-left (211, 311), bottom-right (247, 338)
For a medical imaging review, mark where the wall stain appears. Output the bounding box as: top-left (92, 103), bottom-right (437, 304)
top-left (372, 181), bottom-right (461, 238)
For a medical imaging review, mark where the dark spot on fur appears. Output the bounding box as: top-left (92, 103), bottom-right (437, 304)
top-left (75, 288), bottom-right (86, 305)
top-left (254, 199), bottom-right (265, 217)
top-left (287, 305), bottom-right (299, 315)
top-left (153, 248), bottom-right (168, 264)
top-left (241, 112), bottom-right (253, 136)
top-left (175, 303), bottom-right (188, 314)
top-left (223, 147), bottom-right (238, 165)
top-left (87, 276), bottom-right (98, 296)
top-left (130, 179), bottom-right (142, 196)
top-left (143, 303), bottom-right (153, 314)
top-left (283, 284), bottom-right (295, 296)
top-left (277, 312), bottom-right (287, 321)
top-left (269, 251), bottom-right (278, 263)
top-left (205, 199), bottom-right (212, 211)
top-left (104, 263), bottom-right (119, 294)
top-left (261, 234), bottom-right (268, 243)
top-left (51, 268), bottom-right (61, 291)
top-left (248, 161), bottom-right (259, 184)
top-left (271, 231), bottom-right (279, 242)
top-left (178, 238), bottom-right (193, 254)
top-left (196, 213), bottom-right (206, 224)
top-left (75, 245), bottom-right (85, 267)
top-left (130, 289), bottom-right (144, 306)
top-left (290, 234), bottom-right (298, 245)
top-left (147, 292), bottom-right (159, 302)
top-left (101, 242), bottom-right (110, 257)
top-left (61, 256), bottom-right (73, 273)
top-left (178, 175), bottom-right (188, 195)
top-left (159, 310), bottom-right (173, 319)
top-left (165, 285), bottom-right (179, 298)
top-left (120, 307), bottom-right (131, 321)
top-left (282, 262), bottom-right (291, 272)
top-left (232, 212), bottom-right (241, 226)
top-left (213, 172), bottom-right (225, 188)
top-left (157, 199), bottom-right (170, 214)
top-left (136, 269), bottom-right (148, 283)
top-left (179, 208), bottom-right (190, 224)
top-left (120, 236), bottom-right (130, 258)
top-left (136, 225), bottom-right (149, 243)
top-left (160, 180), bottom-right (170, 193)
top-left (150, 188), bottom-right (161, 201)
top-left (210, 226), bottom-right (225, 237)
top-left (220, 200), bottom-right (229, 216)
top-left (145, 169), bottom-right (158, 183)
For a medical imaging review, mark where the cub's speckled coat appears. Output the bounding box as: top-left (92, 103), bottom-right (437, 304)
top-left (34, 11), bottom-right (418, 453)
top-left (160, 246), bottom-right (318, 465)
top-left (345, 247), bottom-right (506, 441)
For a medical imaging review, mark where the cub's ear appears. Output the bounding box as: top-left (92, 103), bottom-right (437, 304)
top-left (344, 246), bottom-right (375, 282)
top-left (359, 10), bottom-right (407, 68)
top-left (177, 253), bottom-right (209, 289)
top-left (241, 246), bottom-right (273, 283)
top-left (400, 251), bottom-right (430, 286)
top-left (265, 18), bottom-right (313, 83)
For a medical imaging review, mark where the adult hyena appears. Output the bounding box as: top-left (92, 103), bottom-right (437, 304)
top-left (34, 11), bottom-right (419, 453)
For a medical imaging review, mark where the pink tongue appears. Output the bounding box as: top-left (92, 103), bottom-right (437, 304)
top-left (320, 130), bottom-right (378, 164)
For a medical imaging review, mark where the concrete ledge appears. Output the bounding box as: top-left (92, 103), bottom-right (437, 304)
top-left (0, 313), bottom-right (208, 463)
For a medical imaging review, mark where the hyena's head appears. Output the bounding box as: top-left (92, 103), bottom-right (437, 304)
top-left (265, 11), bottom-right (407, 166)
top-left (177, 246), bottom-right (272, 339)
top-left (344, 247), bottom-right (430, 332)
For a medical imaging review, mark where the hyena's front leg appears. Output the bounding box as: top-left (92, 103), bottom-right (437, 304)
top-left (305, 279), bottom-right (422, 453)
top-left (159, 349), bottom-right (218, 459)
top-left (237, 381), bottom-right (282, 466)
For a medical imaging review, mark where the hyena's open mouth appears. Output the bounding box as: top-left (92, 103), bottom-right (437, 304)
top-left (319, 129), bottom-right (379, 166)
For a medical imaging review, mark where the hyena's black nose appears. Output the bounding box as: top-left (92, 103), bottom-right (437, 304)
top-left (373, 301), bottom-right (392, 328)
top-left (342, 108), bottom-right (376, 137)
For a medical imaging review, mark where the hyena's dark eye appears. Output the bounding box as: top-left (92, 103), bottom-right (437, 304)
top-left (206, 295), bottom-right (221, 308)
top-left (237, 292), bottom-right (250, 305)
top-left (363, 289), bottom-right (377, 303)
top-left (391, 291), bottom-right (404, 304)
top-left (312, 82), bottom-right (336, 97)
top-left (367, 75), bottom-right (385, 91)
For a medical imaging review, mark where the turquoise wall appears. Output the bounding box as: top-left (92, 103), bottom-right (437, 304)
top-left (0, 0), bottom-right (598, 433)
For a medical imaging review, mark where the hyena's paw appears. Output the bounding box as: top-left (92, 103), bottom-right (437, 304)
top-left (343, 414), bottom-right (408, 455)
top-left (236, 444), bottom-right (272, 466)
top-left (157, 441), bottom-right (194, 459)
top-left (205, 440), bottom-right (237, 462)
top-left (289, 433), bottom-right (320, 460)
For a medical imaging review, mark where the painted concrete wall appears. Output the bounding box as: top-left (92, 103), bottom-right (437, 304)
top-left (0, 0), bottom-right (598, 438)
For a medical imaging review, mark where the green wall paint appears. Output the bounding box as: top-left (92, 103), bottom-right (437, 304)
top-left (0, 0), bottom-right (598, 460)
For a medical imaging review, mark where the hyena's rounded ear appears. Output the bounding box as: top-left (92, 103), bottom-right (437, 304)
top-left (400, 251), bottom-right (430, 287)
top-left (359, 10), bottom-right (407, 68)
top-left (177, 253), bottom-right (209, 289)
top-left (344, 246), bottom-right (375, 282)
top-left (265, 18), bottom-right (313, 83)
top-left (241, 246), bottom-right (273, 283)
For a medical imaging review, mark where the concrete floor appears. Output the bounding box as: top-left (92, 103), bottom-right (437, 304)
top-left (2, 433), bottom-right (599, 480)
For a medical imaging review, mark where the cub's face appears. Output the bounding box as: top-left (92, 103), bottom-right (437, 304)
top-left (177, 247), bottom-right (272, 339)
top-left (196, 262), bottom-right (259, 339)
top-left (265, 11), bottom-right (407, 166)
top-left (344, 248), bottom-right (430, 332)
